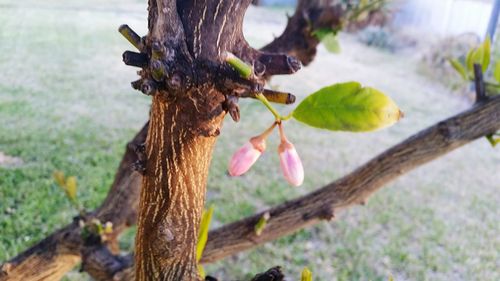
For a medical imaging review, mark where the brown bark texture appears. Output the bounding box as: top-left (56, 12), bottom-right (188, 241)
top-left (132, 0), bottom-right (302, 279)
top-left (1, 0), bottom-right (332, 279)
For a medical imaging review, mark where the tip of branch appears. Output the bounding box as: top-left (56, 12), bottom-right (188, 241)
top-left (118, 24), bottom-right (128, 33)
top-left (287, 56), bottom-right (301, 73)
top-left (251, 266), bottom-right (285, 281)
top-left (1, 263), bottom-right (12, 276)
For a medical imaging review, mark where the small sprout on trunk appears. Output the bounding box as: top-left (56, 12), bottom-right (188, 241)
top-left (301, 267), bottom-right (312, 281)
top-left (254, 212), bottom-right (270, 236)
top-left (151, 41), bottom-right (165, 60)
top-left (197, 206), bottom-right (214, 279)
top-left (225, 52), bottom-right (253, 79)
top-left (150, 60), bottom-right (166, 82)
top-left (118, 24), bottom-right (144, 51)
top-left (53, 171), bottom-right (83, 213)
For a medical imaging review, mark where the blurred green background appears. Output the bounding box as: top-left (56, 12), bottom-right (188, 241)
top-left (0, 0), bottom-right (499, 280)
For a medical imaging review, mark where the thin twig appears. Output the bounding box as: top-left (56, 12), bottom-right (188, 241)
top-left (474, 63), bottom-right (487, 102)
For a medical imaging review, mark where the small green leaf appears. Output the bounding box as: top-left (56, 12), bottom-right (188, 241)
top-left (313, 28), bottom-right (341, 53)
top-left (53, 171), bottom-right (66, 188)
top-left (103, 222), bottom-right (113, 234)
top-left (449, 59), bottom-right (468, 80)
top-left (292, 82), bottom-right (403, 132)
top-left (388, 274), bottom-right (394, 281)
top-left (312, 28), bottom-right (334, 41)
top-left (301, 267), bottom-right (312, 281)
top-left (65, 176), bottom-right (78, 202)
top-left (482, 36), bottom-right (491, 72)
top-left (493, 63), bottom-right (500, 83)
top-left (196, 206), bottom-right (214, 262)
top-left (486, 134), bottom-right (500, 147)
top-left (254, 212), bottom-right (270, 236)
top-left (472, 45), bottom-right (485, 72)
top-left (466, 37), bottom-right (491, 74)
top-left (322, 33), bottom-right (341, 53)
top-left (485, 82), bottom-right (500, 95)
top-left (466, 48), bottom-right (475, 72)
top-left (225, 52), bottom-right (252, 79)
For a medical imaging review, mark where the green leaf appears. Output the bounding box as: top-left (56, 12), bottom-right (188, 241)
top-left (466, 48), bottom-right (475, 73)
top-left (65, 176), bottom-right (78, 202)
top-left (53, 171), bottom-right (66, 188)
top-left (482, 36), bottom-right (491, 72)
top-left (292, 82), bottom-right (403, 132)
top-left (486, 134), bottom-right (500, 147)
top-left (322, 33), bottom-right (341, 53)
top-left (449, 59), bottom-right (468, 80)
top-left (466, 37), bottom-right (491, 74)
top-left (493, 62), bottom-right (500, 83)
top-left (313, 28), bottom-right (341, 53)
top-left (254, 212), bottom-right (270, 236)
top-left (472, 45), bottom-right (484, 71)
top-left (312, 28), bottom-right (333, 41)
top-left (196, 206), bottom-right (214, 262)
top-left (485, 82), bottom-right (500, 96)
top-left (301, 267), bottom-right (313, 281)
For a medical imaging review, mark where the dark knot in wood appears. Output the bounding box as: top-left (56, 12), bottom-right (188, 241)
top-left (250, 266), bottom-right (285, 281)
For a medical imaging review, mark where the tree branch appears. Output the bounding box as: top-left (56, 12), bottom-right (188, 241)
top-left (199, 95), bottom-right (500, 263)
top-left (60, 95), bottom-right (500, 280)
top-left (261, 0), bottom-right (345, 66)
top-left (3, 2), bottom-right (497, 279)
top-left (0, 123), bottom-right (148, 281)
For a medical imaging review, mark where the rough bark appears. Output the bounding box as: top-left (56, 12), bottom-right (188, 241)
top-left (133, 0), bottom-right (293, 279)
top-left (262, 0), bottom-right (345, 66)
top-left (49, 95), bottom-right (500, 281)
top-left (0, 0), bottom-right (319, 278)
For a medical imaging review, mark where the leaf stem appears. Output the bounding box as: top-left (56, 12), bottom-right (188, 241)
top-left (255, 93), bottom-right (293, 121)
top-left (256, 93), bottom-right (282, 120)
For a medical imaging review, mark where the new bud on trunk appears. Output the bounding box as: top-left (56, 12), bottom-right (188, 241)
top-left (228, 136), bottom-right (266, 176)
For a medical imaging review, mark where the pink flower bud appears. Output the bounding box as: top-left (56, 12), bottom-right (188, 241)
top-left (228, 137), bottom-right (266, 176)
top-left (278, 140), bottom-right (304, 186)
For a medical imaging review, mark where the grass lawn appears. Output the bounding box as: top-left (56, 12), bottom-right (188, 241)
top-left (1, 1), bottom-right (499, 280)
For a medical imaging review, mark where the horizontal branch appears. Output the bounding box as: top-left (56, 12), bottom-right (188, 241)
top-left (0, 123), bottom-right (148, 281)
top-left (74, 95), bottom-right (500, 280)
top-left (261, 0), bottom-right (345, 66)
top-left (200, 95), bottom-right (500, 263)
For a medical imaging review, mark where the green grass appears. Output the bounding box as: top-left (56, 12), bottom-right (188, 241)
top-left (1, 1), bottom-right (499, 280)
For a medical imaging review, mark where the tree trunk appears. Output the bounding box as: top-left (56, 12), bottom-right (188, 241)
top-left (133, 0), bottom-right (264, 279)
top-left (135, 93), bottom-right (224, 280)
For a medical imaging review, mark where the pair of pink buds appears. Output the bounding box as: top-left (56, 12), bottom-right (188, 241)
top-left (228, 123), bottom-right (304, 186)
